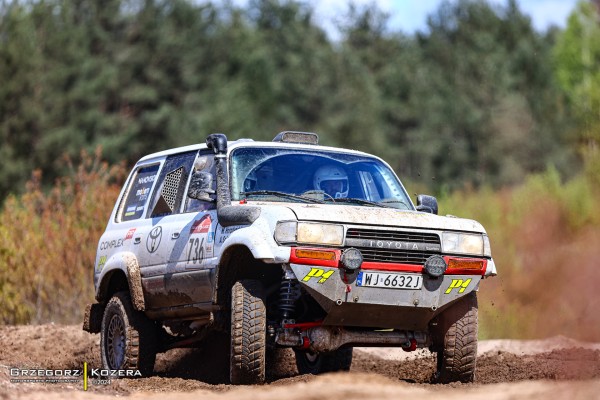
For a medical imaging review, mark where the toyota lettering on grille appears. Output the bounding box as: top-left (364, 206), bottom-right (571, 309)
top-left (345, 238), bottom-right (441, 252)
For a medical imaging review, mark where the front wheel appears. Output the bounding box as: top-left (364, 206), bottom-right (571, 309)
top-left (294, 347), bottom-right (353, 375)
top-left (100, 291), bottom-right (157, 376)
top-left (434, 292), bottom-right (478, 383)
top-left (230, 280), bottom-right (267, 384)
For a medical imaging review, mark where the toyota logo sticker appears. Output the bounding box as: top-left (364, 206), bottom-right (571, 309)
top-left (146, 226), bottom-right (162, 253)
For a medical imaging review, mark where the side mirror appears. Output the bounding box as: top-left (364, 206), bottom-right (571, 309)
top-left (187, 170), bottom-right (215, 202)
top-left (187, 156), bottom-right (216, 202)
top-left (416, 194), bottom-right (438, 215)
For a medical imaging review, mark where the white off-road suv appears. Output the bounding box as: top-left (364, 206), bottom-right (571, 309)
top-left (83, 131), bottom-right (496, 384)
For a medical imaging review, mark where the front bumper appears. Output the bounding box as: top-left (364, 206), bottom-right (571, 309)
top-left (290, 263), bottom-right (481, 331)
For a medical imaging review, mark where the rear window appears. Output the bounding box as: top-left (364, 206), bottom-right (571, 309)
top-left (120, 164), bottom-right (160, 221)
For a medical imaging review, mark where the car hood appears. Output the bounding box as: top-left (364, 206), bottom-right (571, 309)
top-left (282, 203), bottom-right (485, 233)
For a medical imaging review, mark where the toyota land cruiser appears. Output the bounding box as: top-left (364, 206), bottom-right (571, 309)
top-left (83, 131), bottom-right (496, 384)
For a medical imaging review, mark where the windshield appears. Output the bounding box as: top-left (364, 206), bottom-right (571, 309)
top-left (230, 147), bottom-right (413, 210)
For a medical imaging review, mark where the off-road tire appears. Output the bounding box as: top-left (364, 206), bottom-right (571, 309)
top-left (295, 347), bottom-right (353, 375)
top-left (230, 280), bottom-right (267, 385)
top-left (434, 292), bottom-right (478, 383)
top-left (100, 291), bottom-right (157, 376)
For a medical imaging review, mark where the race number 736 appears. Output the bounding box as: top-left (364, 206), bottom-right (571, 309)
top-left (188, 237), bottom-right (204, 264)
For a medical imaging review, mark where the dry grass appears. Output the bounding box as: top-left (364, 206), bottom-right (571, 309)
top-left (1, 156), bottom-right (599, 341)
top-left (439, 168), bottom-right (600, 340)
top-left (0, 148), bottom-right (125, 324)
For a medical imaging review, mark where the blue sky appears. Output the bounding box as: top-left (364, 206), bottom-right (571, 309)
top-left (294, 0), bottom-right (580, 36)
top-left (387, 0), bottom-right (577, 32)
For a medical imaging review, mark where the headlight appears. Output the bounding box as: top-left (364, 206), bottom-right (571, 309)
top-left (274, 222), bottom-right (344, 246)
top-left (442, 232), bottom-right (484, 256)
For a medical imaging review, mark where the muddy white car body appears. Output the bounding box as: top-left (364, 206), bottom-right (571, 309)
top-left (84, 131), bottom-right (495, 384)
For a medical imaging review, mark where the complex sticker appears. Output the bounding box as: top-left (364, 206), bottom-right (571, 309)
top-left (445, 278), bottom-right (472, 294)
top-left (302, 268), bottom-right (335, 284)
top-left (99, 239), bottom-right (124, 250)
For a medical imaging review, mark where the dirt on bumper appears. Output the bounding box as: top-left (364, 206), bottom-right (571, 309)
top-left (290, 263), bottom-right (481, 331)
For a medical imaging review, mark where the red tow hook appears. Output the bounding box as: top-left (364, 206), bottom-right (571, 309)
top-left (282, 321), bottom-right (323, 350)
top-left (402, 338), bottom-right (417, 352)
top-left (301, 336), bottom-right (310, 349)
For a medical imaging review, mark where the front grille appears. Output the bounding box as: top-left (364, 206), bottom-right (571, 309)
top-left (346, 228), bottom-right (440, 244)
top-left (345, 228), bottom-right (441, 265)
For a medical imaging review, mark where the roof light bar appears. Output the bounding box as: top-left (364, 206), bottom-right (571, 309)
top-left (272, 131), bottom-right (319, 145)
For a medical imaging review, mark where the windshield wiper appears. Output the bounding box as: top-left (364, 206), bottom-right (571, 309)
top-left (379, 199), bottom-right (411, 209)
top-left (324, 197), bottom-right (394, 208)
top-left (241, 190), bottom-right (324, 204)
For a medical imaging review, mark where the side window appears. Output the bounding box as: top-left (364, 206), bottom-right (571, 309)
top-left (184, 152), bottom-right (217, 213)
top-left (148, 151), bottom-right (196, 218)
top-left (120, 164), bottom-right (160, 222)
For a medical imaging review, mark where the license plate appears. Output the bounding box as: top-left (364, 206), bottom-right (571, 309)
top-left (357, 271), bottom-right (423, 290)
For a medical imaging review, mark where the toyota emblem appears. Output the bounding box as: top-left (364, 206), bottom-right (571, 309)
top-left (146, 226), bottom-right (163, 253)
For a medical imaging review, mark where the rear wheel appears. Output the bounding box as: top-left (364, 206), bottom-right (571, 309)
top-left (434, 292), bottom-right (478, 383)
top-left (295, 347), bottom-right (353, 374)
top-left (100, 291), bottom-right (157, 376)
top-left (230, 279), bottom-right (267, 384)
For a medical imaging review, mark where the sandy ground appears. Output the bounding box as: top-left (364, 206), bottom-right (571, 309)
top-left (1, 324), bottom-right (599, 399)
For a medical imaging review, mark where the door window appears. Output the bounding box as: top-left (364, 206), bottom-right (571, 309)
top-left (148, 151), bottom-right (196, 218)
